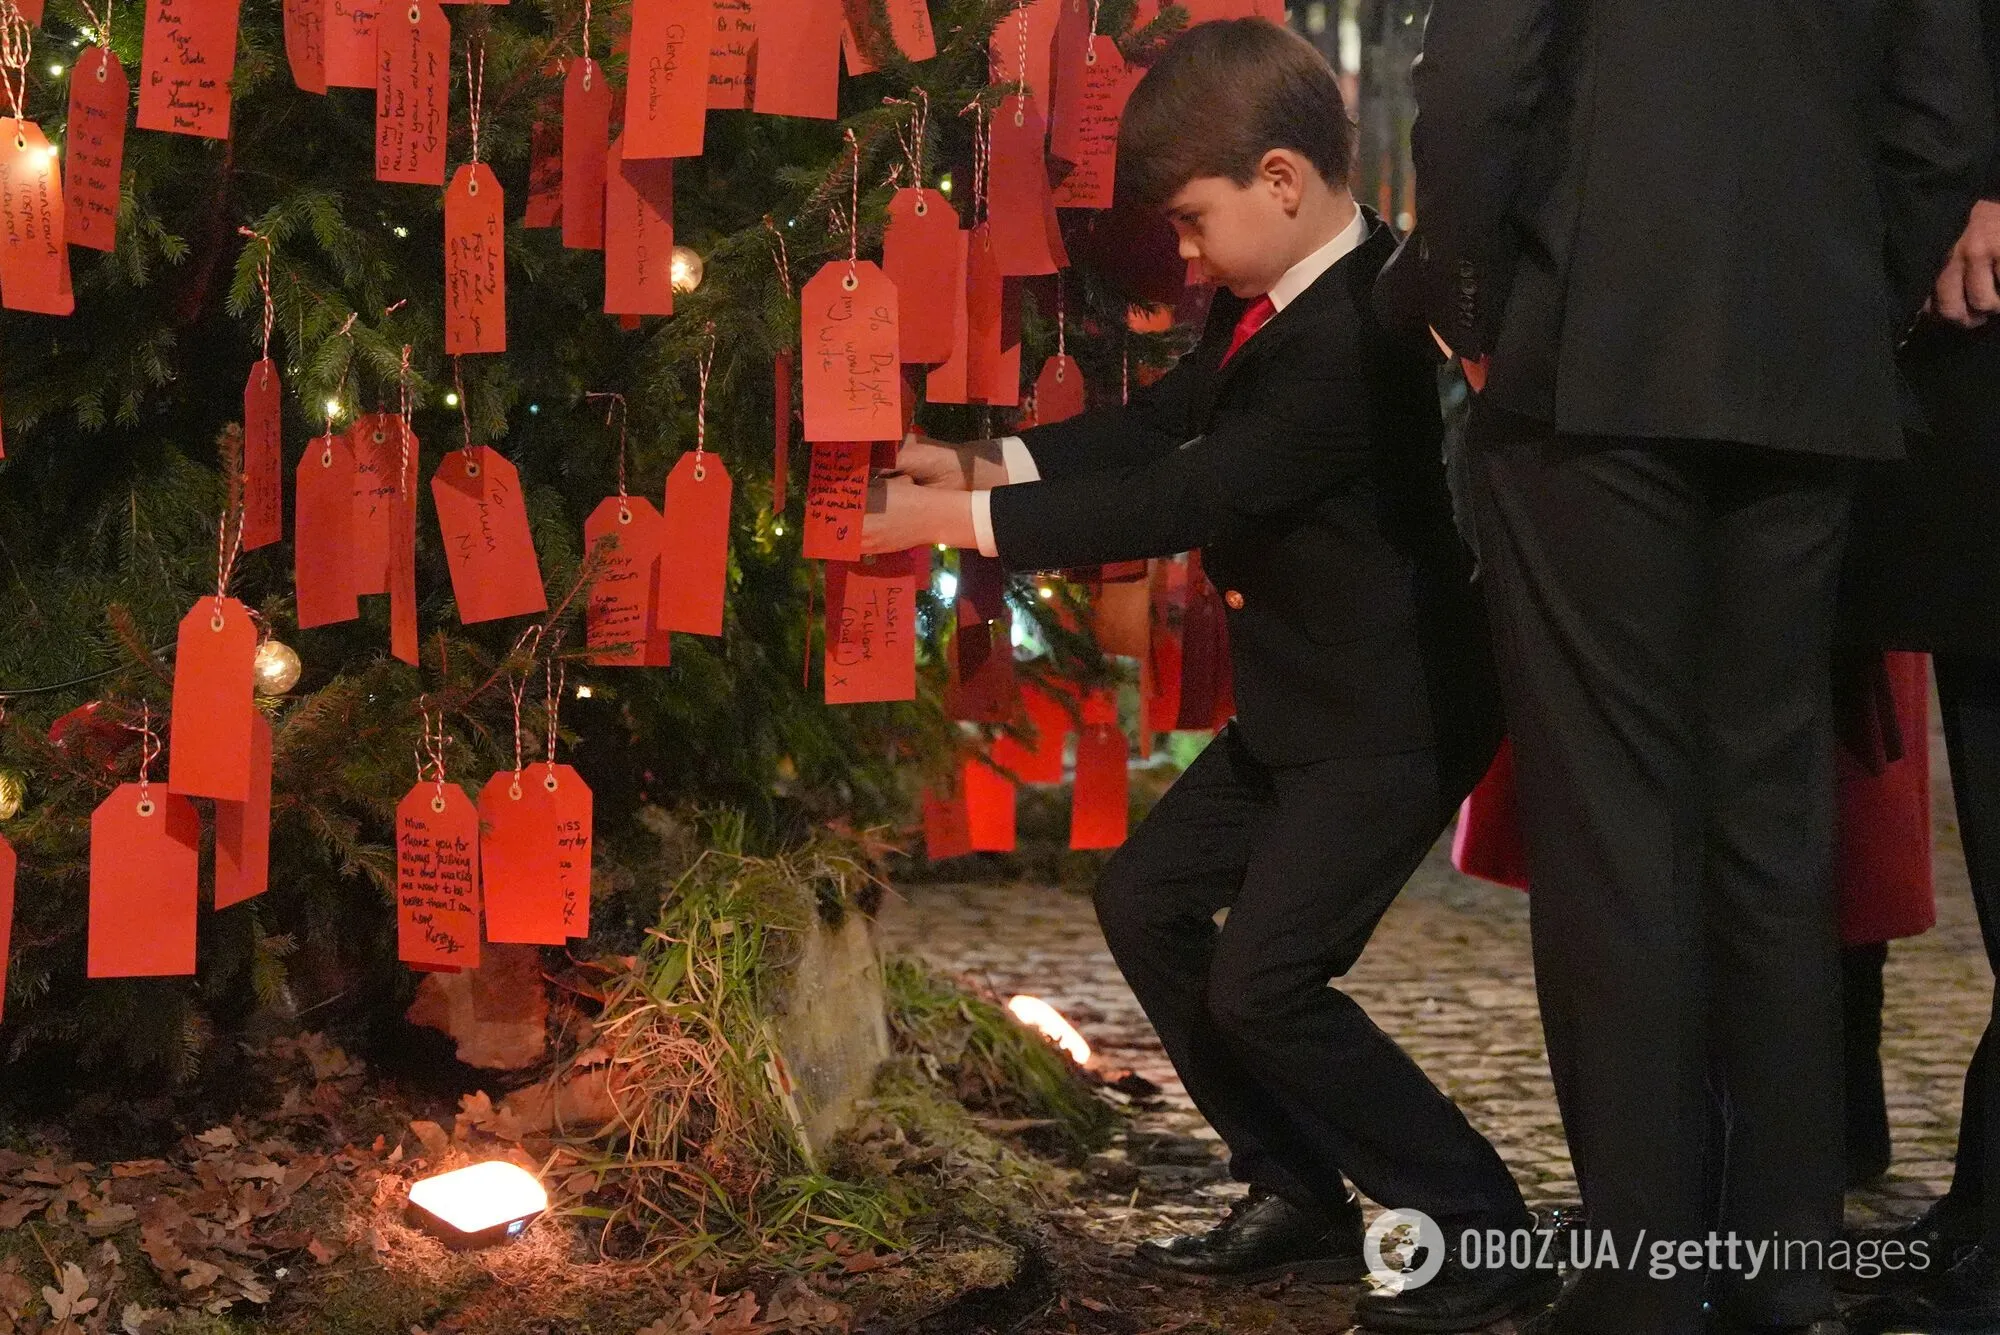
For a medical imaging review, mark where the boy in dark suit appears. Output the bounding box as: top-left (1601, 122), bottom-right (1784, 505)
top-left (862, 20), bottom-right (1548, 1333)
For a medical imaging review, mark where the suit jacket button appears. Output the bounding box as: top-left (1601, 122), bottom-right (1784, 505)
top-left (1224, 590), bottom-right (1245, 610)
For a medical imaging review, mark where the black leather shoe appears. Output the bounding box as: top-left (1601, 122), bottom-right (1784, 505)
top-left (1130, 1187), bottom-right (1366, 1284)
top-left (1352, 1252), bottom-right (1561, 1333)
top-left (1848, 1244), bottom-right (2000, 1334)
top-left (1837, 1199), bottom-right (1981, 1295)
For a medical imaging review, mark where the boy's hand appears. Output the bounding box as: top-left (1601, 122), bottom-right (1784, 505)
top-left (1935, 200), bottom-right (2000, 329)
top-left (895, 434), bottom-right (1011, 490)
top-left (863, 474), bottom-right (978, 554)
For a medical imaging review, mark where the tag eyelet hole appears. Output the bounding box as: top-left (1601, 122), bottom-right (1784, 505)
top-left (467, 176), bottom-right (479, 196)
top-left (321, 450), bottom-right (334, 467)
top-left (544, 774), bottom-right (559, 792)
top-left (842, 274), bottom-right (858, 292)
top-left (508, 782), bottom-right (523, 801)
top-left (465, 462), bottom-right (481, 478)
top-left (210, 613), bottom-right (226, 632)
top-left (136, 799), bottom-right (155, 818)
top-left (1086, 50), bottom-right (1097, 65)
top-left (694, 464), bottom-right (707, 482)
top-left (408, 3), bottom-right (419, 20)
top-left (914, 199), bottom-right (927, 217)
top-left (618, 507), bottom-right (632, 524)
top-left (95, 64), bottom-right (106, 82)
top-left (431, 795), bottom-right (447, 813)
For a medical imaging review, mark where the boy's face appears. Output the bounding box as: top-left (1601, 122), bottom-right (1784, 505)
top-left (1163, 154), bottom-right (1305, 298)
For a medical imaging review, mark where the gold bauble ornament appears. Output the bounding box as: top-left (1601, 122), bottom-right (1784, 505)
top-left (669, 245), bottom-right (704, 293)
top-left (0, 770), bottom-right (23, 821)
top-left (253, 639), bottom-right (303, 696)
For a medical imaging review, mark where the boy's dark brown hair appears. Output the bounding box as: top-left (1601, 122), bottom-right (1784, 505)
top-left (1115, 18), bottom-right (1353, 210)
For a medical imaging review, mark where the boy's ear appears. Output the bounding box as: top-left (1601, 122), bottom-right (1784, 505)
top-left (1258, 149), bottom-right (1306, 210)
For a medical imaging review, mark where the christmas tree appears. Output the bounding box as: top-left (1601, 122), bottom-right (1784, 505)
top-left (0, 0), bottom-right (1201, 1088)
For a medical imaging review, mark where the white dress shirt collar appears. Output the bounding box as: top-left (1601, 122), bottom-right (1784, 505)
top-left (1264, 202), bottom-right (1368, 314)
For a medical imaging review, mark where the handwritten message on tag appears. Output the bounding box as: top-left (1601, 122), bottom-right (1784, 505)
top-left (583, 494), bottom-right (664, 664)
top-left (397, 782), bottom-right (481, 970)
top-left (751, 0), bottom-right (840, 118)
top-left (562, 60), bottom-right (612, 249)
top-left (803, 260), bottom-right (900, 441)
top-left (375, 0), bottom-right (448, 184)
top-left (215, 710), bottom-right (273, 908)
top-left (527, 763), bottom-right (593, 937)
top-left (824, 551), bottom-right (919, 703)
top-left (242, 361), bottom-right (283, 549)
top-left (479, 772), bottom-right (566, 944)
top-left (88, 785), bottom-right (201, 977)
top-left (445, 164), bottom-right (506, 353)
top-left (295, 433), bottom-right (360, 628)
top-left (431, 445), bottom-right (548, 624)
top-left (840, 0), bottom-right (934, 69)
top-left (0, 121), bottom-right (73, 316)
top-left (137, 0), bottom-right (241, 138)
top-left (283, 0), bottom-right (327, 92)
top-left (64, 48), bottom-right (127, 250)
top-left (803, 441), bottom-right (868, 561)
top-left (604, 136), bottom-right (675, 316)
top-left (167, 596), bottom-right (256, 800)
top-left (324, 0), bottom-right (380, 87)
top-left (625, 0), bottom-right (712, 159)
top-left (1051, 39), bottom-right (1136, 209)
top-left (708, 0), bottom-right (755, 109)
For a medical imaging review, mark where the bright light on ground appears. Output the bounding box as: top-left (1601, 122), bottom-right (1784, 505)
top-left (1007, 995), bottom-right (1091, 1065)
top-left (408, 1161), bottom-right (548, 1234)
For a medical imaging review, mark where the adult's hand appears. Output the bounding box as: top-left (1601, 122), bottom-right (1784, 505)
top-left (861, 474), bottom-right (977, 554)
top-left (1935, 200), bottom-right (2000, 329)
top-left (893, 434), bottom-right (1010, 490)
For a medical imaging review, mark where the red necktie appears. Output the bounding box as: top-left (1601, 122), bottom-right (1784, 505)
top-left (1220, 295), bottom-right (1277, 367)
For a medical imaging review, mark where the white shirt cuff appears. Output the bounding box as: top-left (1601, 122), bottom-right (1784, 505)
top-left (971, 490), bottom-right (1000, 558)
top-left (999, 435), bottom-right (1040, 484)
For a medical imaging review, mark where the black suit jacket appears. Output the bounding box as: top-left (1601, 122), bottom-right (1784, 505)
top-left (990, 214), bottom-right (1502, 776)
top-left (1407, 0), bottom-right (1994, 459)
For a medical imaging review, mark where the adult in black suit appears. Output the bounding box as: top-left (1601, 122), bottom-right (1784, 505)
top-left (1844, 5), bottom-right (2000, 1328)
top-left (865, 24), bottom-right (1547, 1330)
top-left (1404, 2), bottom-right (1993, 1333)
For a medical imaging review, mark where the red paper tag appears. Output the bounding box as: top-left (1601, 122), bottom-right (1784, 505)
top-left (1091, 569), bottom-right (1150, 655)
top-left (947, 608), bottom-right (1018, 724)
top-left (1034, 354), bottom-right (1085, 423)
top-left (242, 360), bottom-right (283, 549)
top-left (375, 0), bottom-right (449, 184)
top-left (987, 0), bottom-right (1058, 108)
top-left (1047, 0), bottom-right (1089, 165)
top-left (0, 121), bottom-right (72, 316)
top-left (215, 709), bottom-right (273, 908)
top-left (528, 761), bottom-right (593, 937)
top-left (583, 494), bottom-right (664, 664)
top-left (137, 0), bottom-right (240, 137)
top-left (966, 229), bottom-right (1020, 405)
top-left (1051, 38), bottom-right (1134, 208)
top-left (397, 781), bottom-right (481, 969)
top-left (963, 754), bottom-right (1017, 851)
top-left (350, 414), bottom-right (401, 596)
top-left (479, 771), bottom-right (566, 944)
top-left (1176, 559), bottom-right (1228, 729)
top-left (324, 0), bottom-right (380, 88)
top-left (295, 433), bottom-right (361, 628)
top-left (921, 783), bottom-right (973, 862)
top-left (803, 441), bottom-right (868, 561)
top-left (842, 0), bottom-right (934, 69)
top-left (803, 260), bottom-right (901, 442)
top-left (657, 451), bottom-right (731, 635)
top-left (751, 0), bottom-right (841, 118)
top-left (562, 59), bottom-right (612, 248)
top-left (445, 164), bottom-right (506, 353)
top-left (63, 48), bottom-right (127, 251)
top-left (824, 551), bottom-right (919, 703)
top-left (167, 596), bottom-right (256, 799)
top-left (709, 0), bottom-right (754, 109)
top-left (773, 349), bottom-right (793, 510)
top-left (12, 0), bottom-right (42, 22)
top-left (389, 472), bottom-right (419, 664)
top-left (993, 681), bottom-right (1070, 783)
top-left (1070, 722), bottom-right (1128, 849)
top-left (524, 114), bottom-right (561, 226)
top-left (431, 446), bottom-right (548, 624)
top-left (283, 0), bottom-right (328, 93)
top-left (1147, 560), bottom-right (1184, 733)
top-left (88, 784), bottom-right (200, 977)
top-left (884, 189), bottom-right (959, 364)
top-left (0, 833), bottom-right (14, 1023)
top-left (924, 229), bottom-right (972, 404)
top-left (989, 95), bottom-right (1060, 277)
top-left (604, 135), bottom-right (675, 315)
top-left (625, 0), bottom-right (712, 159)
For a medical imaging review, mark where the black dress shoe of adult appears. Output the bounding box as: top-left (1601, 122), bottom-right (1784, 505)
top-left (1352, 1253), bottom-right (1562, 1333)
top-left (1836, 1200), bottom-right (1981, 1295)
top-left (1131, 1187), bottom-right (1366, 1284)
top-left (1848, 1245), bottom-right (2000, 1335)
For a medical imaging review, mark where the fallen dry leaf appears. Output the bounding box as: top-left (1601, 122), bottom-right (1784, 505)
top-left (41, 1261), bottom-right (97, 1320)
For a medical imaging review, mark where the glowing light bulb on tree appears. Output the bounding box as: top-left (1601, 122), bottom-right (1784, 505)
top-left (669, 245), bottom-right (704, 293)
top-left (253, 640), bottom-right (303, 696)
top-left (0, 770), bottom-right (24, 820)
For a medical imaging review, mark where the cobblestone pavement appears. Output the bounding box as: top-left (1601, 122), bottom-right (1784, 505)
top-left (877, 729), bottom-right (1991, 1332)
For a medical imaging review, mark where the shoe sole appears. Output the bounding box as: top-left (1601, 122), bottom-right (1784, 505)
top-left (1354, 1271), bottom-right (1564, 1334)
top-left (1125, 1252), bottom-right (1372, 1287)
